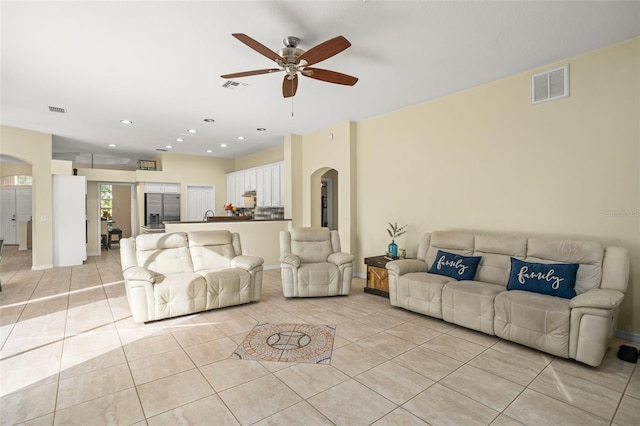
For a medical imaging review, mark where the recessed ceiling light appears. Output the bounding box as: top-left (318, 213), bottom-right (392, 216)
top-left (220, 143), bottom-right (227, 148)
top-left (188, 129), bottom-right (198, 134)
top-left (120, 119), bottom-right (133, 124)
top-left (256, 128), bottom-right (266, 131)
top-left (165, 145), bottom-right (173, 149)
top-left (206, 149), bottom-right (213, 153)
top-left (176, 138), bottom-right (184, 142)
top-left (203, 118), bottom-right (215, 123)
top-left (108, 144), bottom-right (117, 147)
top-left (236, 136), bottom-right (245, 140)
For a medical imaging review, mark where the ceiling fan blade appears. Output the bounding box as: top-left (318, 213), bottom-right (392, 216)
top-left (221, 68), bottom-right (282, 79)
top-left (282, 74), bottom-right (298, 98)
top-left (296, 35), bottom-right (351, 66)
top-left (302, 68), bottom-right (359, 86)
top-left (232, 33), bottom-right (283, 63)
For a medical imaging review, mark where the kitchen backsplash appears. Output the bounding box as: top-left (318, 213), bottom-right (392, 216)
top-left (253, 206), bottom-right (284, 220)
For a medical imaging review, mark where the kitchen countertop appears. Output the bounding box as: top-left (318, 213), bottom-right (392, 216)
top-left (164, 217), bottom-right (290, 224)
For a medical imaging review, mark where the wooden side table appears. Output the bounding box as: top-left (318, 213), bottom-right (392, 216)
top-left (364, 255), bottom-right (393, 297)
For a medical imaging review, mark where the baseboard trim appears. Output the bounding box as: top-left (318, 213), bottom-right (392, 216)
top-left (31, 264), bottom-right (53, 271)
top-left (355, 272), bottom-right (366, 279)
top-left (615, 330), bottom-right (640, 343)
top-left (264, 264), bottom-right (280, 271)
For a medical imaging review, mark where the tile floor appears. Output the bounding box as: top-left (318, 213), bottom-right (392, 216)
top-left (0, 245), bottom-right (638, 426)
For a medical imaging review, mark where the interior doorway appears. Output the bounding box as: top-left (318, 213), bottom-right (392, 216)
top-left (320, 169), bottom-right (338, 230)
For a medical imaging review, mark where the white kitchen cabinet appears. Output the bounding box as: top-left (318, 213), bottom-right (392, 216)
top-left (226, 161), bottom-right (284, 207)
top-left (271, 164), bottom-right (281, 207)
top-left (245, 169), bottom-right (256, 191)
top-left (144, 182), bottom-right (180, 194)
top-left (226, 173), bottom-right (235, 205)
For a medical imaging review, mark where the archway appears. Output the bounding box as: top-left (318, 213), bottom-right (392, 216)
top-left (310, 167), bottom-right (338, 229)
top-left (0, 155), bottom-right (33, 250)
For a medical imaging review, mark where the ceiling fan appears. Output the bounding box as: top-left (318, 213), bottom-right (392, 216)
top-left (221, 33), bottom-right (358, 98)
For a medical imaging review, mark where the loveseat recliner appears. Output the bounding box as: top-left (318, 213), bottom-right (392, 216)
top-left (387, 231), bottom-right (630, 367)
top-left (280, 227), bottom-right (354, 297)
top-left (120, 230), bottom-right (263, 323)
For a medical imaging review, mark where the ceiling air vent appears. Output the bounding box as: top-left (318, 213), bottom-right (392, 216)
top-left (48, 106), bottom-right (66, 113)
top-left (222, 81), bottom-right (247, 91)
top-left (531, 65), bottom-right (569, 104)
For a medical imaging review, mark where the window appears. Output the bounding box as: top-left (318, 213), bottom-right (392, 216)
top-left (0, 175), bottom-right (32, 186)
top-left (100, 184), bottom-right (113, 221)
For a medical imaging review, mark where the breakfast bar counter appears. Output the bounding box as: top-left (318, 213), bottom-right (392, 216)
top-left (164, 219), bottom-right (291, 268)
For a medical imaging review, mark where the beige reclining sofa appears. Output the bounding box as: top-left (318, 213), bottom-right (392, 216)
top-left (120, 230), bottom-right (263, 323)
top-left (387, 231), bottom-right (629, 367)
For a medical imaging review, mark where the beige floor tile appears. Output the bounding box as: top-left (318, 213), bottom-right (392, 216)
top-left (385, 321), bottom-right (442, 345)
top-left (547, 349), bottom-right (635, 393)
top-left (59, 347), bottom-right (127, 381)
top-left (274, 363), bottom-right (349, 399)
top-left (56, 363), bottom-right (134, 410)
top-left (136, 368), bottom-right (214, 418)
top-left (372, 407), bottom-right (429, 425)
top-left (115, 317), bottom-right (170, 345)
top-left (626, 366), bottom-right (640, 399)
top-left (304, 310), bottom-right (353, 326)
top-left (330, 342), bottom-right (388, 377)
top-left (612, 394), bottom-right (640, 426)
top-left (403, 383), bottom-right (498, 426)
top-left (0, 341), bottom-right (62, 397)
top-left (53, 387), bottom-right (144, 426)
top-left (394, 345), bottom-right (463, 382)
top-left (504, 389), bottom-right (609, 426)
top-left (147, 394), bottom-right (240, 426)
top-left (420, 333), bottom-right (487, 363)
top-left (468, 346), bottom-right (550, 386)
top-left (218, 374), bottom-right (302, 425)
top-left (490, 414), bottom-right (527, 425)
top-left (355, 360), bottom-right (434, 405)
top-left (308, 379), bottom-right (397, 426)
top-left (0, 382), bottom-right (57, 425)
top-left (215, 316), bottom-right (259, 336)
top-left (446, 326), bottom-right (500, 347)
top-left (60, 323), bottom-right (122, 372)
top-left (199, 358), bottom-right (269, 392)
top-left (129, 348), bottom-right (195, 385)
top-left (20, 413), bottom-right (55, 426)
top-left (335, 320), bottom-right (382, 342)
top-left (440, 364), bottom-right (524, 411)
top-left (252, 401), bottom-right (333, 426)
top-left (410, 315), bottom-right (456, 333)
top-left (356, 331), bottom-right (417, 359)
top-left (183, 336), bottom-right (239, 366)
top-left (169, 320), bottom-right (226, 348)
top-left (359, 312), bottom-right (408, 331)
top-left (1, 310), bottom-right (67, 358)
top-left (529, 367), bottom-right (621, 420)
top-left (122, 333), bottom-right (182, 362)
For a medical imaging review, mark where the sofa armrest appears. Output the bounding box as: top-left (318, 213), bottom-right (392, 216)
top-left (123, 266), bottom-right (155, 283)
top-left (230, 255), bottom-right (264, 270)
top-left (386, 259), bottom-right (429, 276)
top-left (570, 288), bottom-right (624, 310)
top-left (328, 252), bottom-right (355, 266)
top-left (280, 253), bottom-right (300, 267)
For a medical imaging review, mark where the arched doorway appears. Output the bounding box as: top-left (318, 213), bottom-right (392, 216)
top-left (311, 168), bottom-right (338, 229)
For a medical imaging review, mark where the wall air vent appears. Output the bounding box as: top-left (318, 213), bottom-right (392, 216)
top-left (531, 65), bottom-right (569, 104)
top-left (48, 106), bottom-right (66, 113)
top-left (222, 81), bottom-right (248, 91)
top-left (155, 148), bottom-right (168, 152)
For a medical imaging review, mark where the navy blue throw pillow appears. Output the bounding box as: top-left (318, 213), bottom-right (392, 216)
top-left (507, 258), bottom-right (579, 299)
top-left (429, 250), bottom-right (481, 281)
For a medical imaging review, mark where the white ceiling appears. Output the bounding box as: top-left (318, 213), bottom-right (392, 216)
top-left (2, 1), bottom-right (639, 168)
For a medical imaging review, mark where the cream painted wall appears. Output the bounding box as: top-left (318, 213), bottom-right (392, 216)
top-left (356, 38), bottom-right (639, 335)
top-left (286, 122), bottom-right (357, 253)
top-left (0, 162), bottom-right (32, 177)
top-left (234, 145), bottom-right (284, 171)
top-left (0, 126), bottom-right (53, 268)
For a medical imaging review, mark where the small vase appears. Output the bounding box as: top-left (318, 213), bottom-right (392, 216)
top-left (388, 241), bottom-right (398, 258)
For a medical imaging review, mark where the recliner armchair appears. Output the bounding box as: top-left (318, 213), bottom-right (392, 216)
top-left (280, 227), bottom-right (354, 297)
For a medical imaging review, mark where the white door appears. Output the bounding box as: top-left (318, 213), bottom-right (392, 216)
top-left (0, 188), bottom-right (32, 244)
top-left (186, 185), bottom-right (215, 220)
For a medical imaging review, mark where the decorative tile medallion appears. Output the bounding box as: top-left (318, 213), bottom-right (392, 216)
top-left (232, 323), bottom-right (335, 364)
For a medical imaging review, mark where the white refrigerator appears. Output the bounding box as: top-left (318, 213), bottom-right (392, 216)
top-left (53, 175), bottom-right (87, 267)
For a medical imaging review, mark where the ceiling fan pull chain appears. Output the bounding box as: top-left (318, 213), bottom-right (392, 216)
top-left (291, 82), bottom-right (295, 116)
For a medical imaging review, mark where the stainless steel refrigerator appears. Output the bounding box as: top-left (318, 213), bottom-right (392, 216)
top-left (144, 193), bottom-right (181, 225)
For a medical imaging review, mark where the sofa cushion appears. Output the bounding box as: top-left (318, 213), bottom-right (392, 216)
top-left (526, 238), bottom-right (603, 295)
top-left (429, 250), bottom-right (481, 281)
top-left (494, 290), bottom-right (570, 358)
top-left (396, 272), bottom-right (452, 318)
top-left (135, 233), bottom-right (193, 276)
top-left (473, 234), bottom-right (527, 286)
top-left (188, 230), bottom-right (237, 272)
top-left (442, 281), bottom-right (504, 335)
top-left (153, 272), bottom-right (208, 320)
top-left (296, 263), bottom-right (340, 297)
top-left (290, 228), bottom-right (333, 263)
top-left (424, 231), bottom-right (475, 267)
top-left (199, 268), bottom-right (251, 309)
top-left (507, 258), bottom-right (578, 299)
